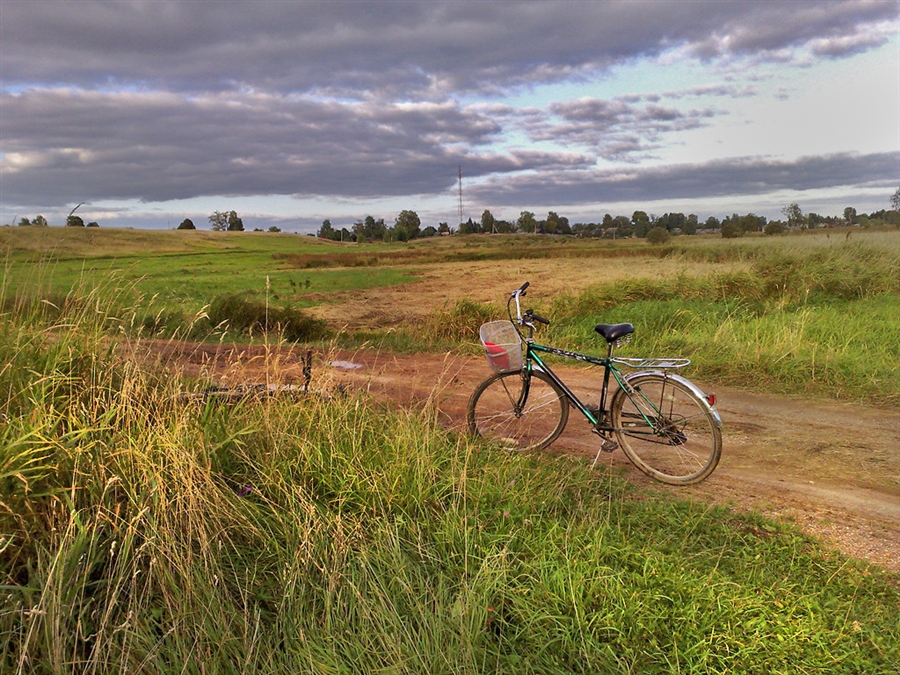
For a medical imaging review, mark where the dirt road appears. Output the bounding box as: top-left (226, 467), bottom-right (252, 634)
top-left (151, 341), bottom-right (900, 573)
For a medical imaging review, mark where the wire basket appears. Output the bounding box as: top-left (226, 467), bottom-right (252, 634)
top-left (479, 321), bottom-right (523, 372)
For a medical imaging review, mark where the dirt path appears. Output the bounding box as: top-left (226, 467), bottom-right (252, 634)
top-left (147, 341), bottom-right (900, 573)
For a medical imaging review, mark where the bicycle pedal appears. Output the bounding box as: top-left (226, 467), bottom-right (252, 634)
top-left (600, 439), bottom-right (618, 453)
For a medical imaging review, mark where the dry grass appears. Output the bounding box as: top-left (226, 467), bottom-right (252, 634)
top-left (309, 256), bottom-right (748, 328)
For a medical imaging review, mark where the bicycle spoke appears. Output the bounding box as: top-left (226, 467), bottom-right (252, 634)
top-left (613, 374), bottom-right (721, 484)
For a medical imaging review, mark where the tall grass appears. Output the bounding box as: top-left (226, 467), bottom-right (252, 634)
top-left (412, 236), bottom-right (900, 406)
top-left (2, 290), bottom-right (899, 673)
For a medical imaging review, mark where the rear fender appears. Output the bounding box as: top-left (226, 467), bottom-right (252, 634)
top-left (622, 370), bottom-right (723, 429)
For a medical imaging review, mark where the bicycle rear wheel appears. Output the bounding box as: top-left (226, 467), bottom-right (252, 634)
top-left (467, 370), bottom-right (568, 451)
top-left (611, 373), bottom-right (721, 485)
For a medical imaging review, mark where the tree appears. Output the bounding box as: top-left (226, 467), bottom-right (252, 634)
top-left (394, 210), bottom-right (421, 241)
top-left (721, 222), bottom-right (743, 238)
top-left (66, 202), bottom-right (85, 228)
top-left (541, 211), bottom-right (558, 234)
top-left (227, 211), bottom-right (244, 231)
top-left (782, 203), bottom-right (805, 229)
top-left (438, 222), bottom-right (451, 235)
top-left (268, 226), bottom-right (281, 233)
top-left (632, 211), bottom-right (651, 238)
top-left (209, 211), bottom-right (228, 231)
top-left (17, 217), bottom-right (31, 227)
top-left (86, 221), bottom-right (100, 228)
top-left (481, 209), bottom-right (496, 234)
top-left (657, 212), bottom-right (686, 233)
top-left (891, 187), bottom-right (900, 212)
top-left (458, 217), bottom-right (480, 235)
top-left (354, 215), bottom-right (386, 242)
top-left (704, 216), bottom-right (721, 230)
top-left (843, 207), bottom-right (857, 225)
top-left (32, 215), bottom-right (48, 227)
top-left (421, 225), bottom-right (437, 237)
top-left (646, 226), bottom-right (670, 244)
top-left (317, 219), bottom-right (336, 239)
top-left (177, 218), bottom-right (196, 230)
top-left (764, 221), bottom-right (786, 236)
top-left (683, 214), bottom-right (699, 235)
top-left (739, 213), bottom-right (765, 233)
top-left (612, 215), bottom-right (631, 237)
top-left (516, 211), bottom-right (537, 233)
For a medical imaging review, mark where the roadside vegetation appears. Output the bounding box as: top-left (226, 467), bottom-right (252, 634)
top-left (412, 231), bottom-right (900, 407)
top-left (1, 293), bottom-right (898, 673)
top-left (3, 227), bottom-right (899, 406)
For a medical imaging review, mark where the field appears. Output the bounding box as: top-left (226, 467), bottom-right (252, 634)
top-left (2, 226), bottom-right (899, 673)
top-left (4, 226), bottom-right (899, 405)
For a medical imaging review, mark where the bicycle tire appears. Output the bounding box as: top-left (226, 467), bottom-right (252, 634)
top-left (467, 370), bottom-right (568, 451)
top-left (611, 373), bottom-right (721, 485)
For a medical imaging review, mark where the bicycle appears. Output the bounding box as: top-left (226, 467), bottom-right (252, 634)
top-left (466, 282), bottom-right (723, 485)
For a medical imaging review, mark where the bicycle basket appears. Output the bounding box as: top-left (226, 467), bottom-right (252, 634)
top-left (479, 321), bottom-right (523, 372)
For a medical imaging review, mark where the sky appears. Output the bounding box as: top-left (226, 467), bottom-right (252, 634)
top-left (1, 0), bottom-right (898, 233)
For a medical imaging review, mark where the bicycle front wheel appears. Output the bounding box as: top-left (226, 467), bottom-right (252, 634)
top-left (611, 373), bottom-right (721, 485)
top-left (467, 370), bottom-right (568, 451)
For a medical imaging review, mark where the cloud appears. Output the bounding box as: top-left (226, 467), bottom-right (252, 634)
top-left (524, 97), bottom-right (719, 160)
top-left (468, 152), bottom-right (900, 207)
top-left (0, 88), bottom-right (591, 206)
top-left (1, 1), bottom-right (895, 98)
top-left (1, 1), bottom-right (896, 222)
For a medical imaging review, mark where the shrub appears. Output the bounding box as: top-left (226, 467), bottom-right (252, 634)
top-left (646, 226), bottom-right (671, 244)
top-left (721, 222), bottom-right (743, 238)
top-left (207, 294), bottom-right (328, 341)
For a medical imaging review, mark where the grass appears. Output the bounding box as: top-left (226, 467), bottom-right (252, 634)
top-left (1, 296), bottom-right (898, 673)
top-left (375, 231), bottom-right (900, 407)
top-left (4, 226), bottom-right (899, 404)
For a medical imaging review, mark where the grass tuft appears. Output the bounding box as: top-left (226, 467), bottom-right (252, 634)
top-left (1, 289), bottom-right (898, 673)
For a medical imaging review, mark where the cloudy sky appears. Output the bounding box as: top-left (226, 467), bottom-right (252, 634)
top-left (1, 0), bottom-right (898, 232)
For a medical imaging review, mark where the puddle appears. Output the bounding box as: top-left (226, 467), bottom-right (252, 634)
top-left (330, 360), bottom-right (364, 370)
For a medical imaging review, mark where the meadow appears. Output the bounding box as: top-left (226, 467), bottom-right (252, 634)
top-left (2, 225), bottom-right (899, 672)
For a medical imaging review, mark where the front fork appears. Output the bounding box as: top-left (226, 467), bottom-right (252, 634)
top-left (513, 369), bottom-right (533, 417)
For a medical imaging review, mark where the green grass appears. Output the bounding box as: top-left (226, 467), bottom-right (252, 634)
top-left (3, 247), bottom-right (414, 315)
top-left (4, 226), bottom-right (900, 403)
top-left (1, 298), bottom-right (898, 673)
top-left (395, 233), bottom-right (900, 406)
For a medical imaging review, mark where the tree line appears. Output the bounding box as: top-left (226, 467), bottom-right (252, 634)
top-left (9, 188), bottom-right (899, 234)
top-left (15, 214), bottom-right (99, 228)
top-left (316, 197), bottom-right (900, 243)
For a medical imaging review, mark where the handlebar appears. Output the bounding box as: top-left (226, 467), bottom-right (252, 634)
top-left (508, 282), bottom-right (550, 335)
top-left (527, 310), bottom-right (550, 325)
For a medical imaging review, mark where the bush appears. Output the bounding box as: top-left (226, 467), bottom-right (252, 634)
top-left (721, 222), bottom-right (743, 238)
top-left (646, 226), bottom-right (671, 244)
top-left (207, 294), bottom-right (328, 341)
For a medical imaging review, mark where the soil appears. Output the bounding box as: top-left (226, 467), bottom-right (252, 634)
top-left (141, 340), bottom-right (900, 573)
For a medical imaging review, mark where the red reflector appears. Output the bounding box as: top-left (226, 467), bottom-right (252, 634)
top-left (707, 393), bottom-right (716, 406)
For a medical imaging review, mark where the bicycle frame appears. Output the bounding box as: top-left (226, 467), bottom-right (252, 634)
top-left (524, 342), bottom-right (618, 429)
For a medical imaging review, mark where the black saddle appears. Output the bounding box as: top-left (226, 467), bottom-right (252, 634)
top-left (594, 323), bottom-right (634, 344)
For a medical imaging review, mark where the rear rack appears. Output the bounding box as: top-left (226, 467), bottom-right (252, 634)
top-left (612, 357), bottom-right (691, 369)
